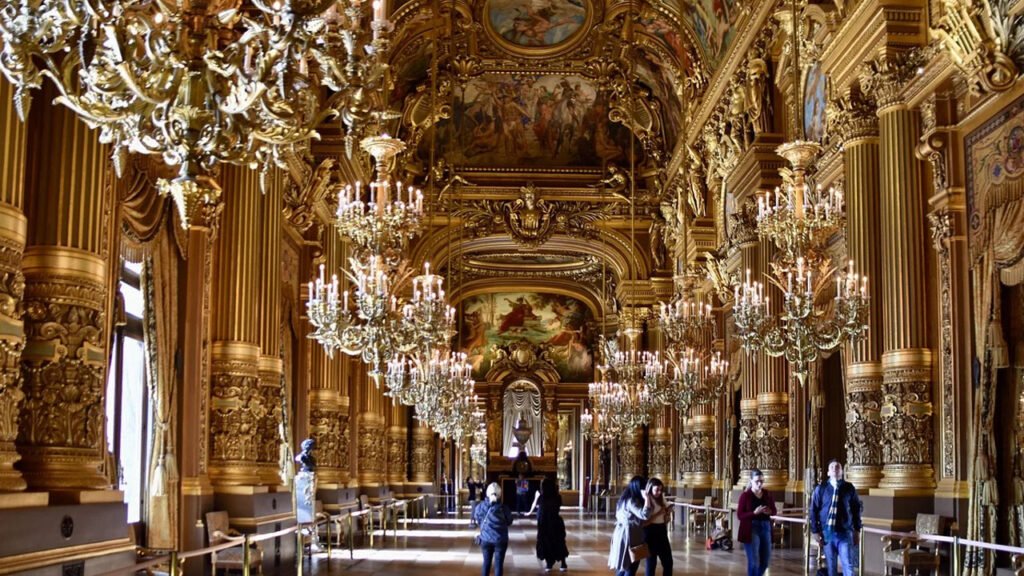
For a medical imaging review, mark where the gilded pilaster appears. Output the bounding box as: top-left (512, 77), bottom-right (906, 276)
top-left (835, 89), bottom-right (884, 489)
top-left (18, 93), bottom-right (111, 491)
top-left (357, 381), bottom-right (385, 487)
top-left (861, 53), bottom-right (936, 491)
top-left (208, 165), bottom-right (264, 487)
top-left (0, 78), bottom-right (27, 492)
top-left (256, 173), bottom-right (283, 486)
top-left (618, 428), bottom-right (643, 486)
top-left (687, 411), bottom-right (715, 488)
top-left (410, 421), bottom-right (435, 485)
top-left (733, 207), bottom-right (760, 488)
top-left (756, 233), bottom-right (789, 491)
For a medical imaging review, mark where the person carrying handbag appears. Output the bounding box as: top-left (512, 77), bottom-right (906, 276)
top-left (607, 476), bottom-right (651, 576)
top-left (474, 482), bottom-right (514, 576)
top-left (641, 477), bottom-right (673, 576)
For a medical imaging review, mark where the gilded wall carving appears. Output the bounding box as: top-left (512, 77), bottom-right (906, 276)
top-left (880, 369), bottom-right (934, 466)
top-left (739, 412), bottom-right (758, 472)
top-left (931, 0), bottom-right (1024, 95)
top-left (845, 387), bottom-right (883, 468)
top-left (19, 279), bottom-right (105, 451)
top-left (387, 428), bottom-right (408, 483)
top-left (358, 419), bottom-right (386, 477)
top-left (929, 210), bottom-right (956, 479)
top-left (257, 377), bottom-right (283, 467)
top-left (411, 428), bottom-right (435, 483)
top-left (677, 430), bottom-right (693, 478)
top-left (0, 232), bottom-right (25, 489)
top-left (209, 370), bottom-right (264, 465)
top-left (830, 91), bottom-right (879, 142)
top-left (860, 50), bottom-right (928, 109)
top-left (309, 407), bottom-right (345, 470)
top-left (618, 431), bottom-right (643, 485)
top-left (648, 432), bottom-right (671, 480)
top-left (691, 428), bottom-right (715, 479)
top-left (755, 413), bottom-right (789, 472)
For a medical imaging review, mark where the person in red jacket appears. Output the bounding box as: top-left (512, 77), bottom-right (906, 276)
top-left (737, 469), bottom-right (777, 576)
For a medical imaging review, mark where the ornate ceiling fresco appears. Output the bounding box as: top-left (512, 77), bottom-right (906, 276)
top-left (360, 0), bottom-right (752, 308)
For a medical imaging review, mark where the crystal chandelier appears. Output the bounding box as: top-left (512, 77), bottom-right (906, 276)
top-left (307, 254), bottom-right (410, 381)
top-left (334, 135), bottom-right (424, 265)
top-left (645, 347), bottom-right (728, 412)
top-left (592, 333), bottom-right (660, 431)
top-left (0, 0), bottom-right (393, 227)
top-left (470, 424), bottom-right (488, 467)
top-left (730, 141), bottom-right (869, 382)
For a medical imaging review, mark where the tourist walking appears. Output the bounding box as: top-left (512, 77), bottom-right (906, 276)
top-left (516, 473), bottom-right (530, 516)
top-left (529, 477), bottom-right (569, 572)
top-left (608, 475), bottom-right (651, 576)
top-left (642, 477), bottom-right (673, 576)
top-left (810, 460), bottom-right (863, 576)
top-left (737, 468), bottom-right (777, 576)
top-left (474, 482), bottom-right (514, 576)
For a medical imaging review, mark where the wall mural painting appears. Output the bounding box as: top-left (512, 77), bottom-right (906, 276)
top-left (443, 74), bottom-right (632, 168)
top-left (803, 62), bottom-right (827, 143)
top-left (681, 0), bottom-right (737, 66)
top-left (458, 292), bottom-right (595, 382)
top-left (485, 0), bottom-right (588, 49)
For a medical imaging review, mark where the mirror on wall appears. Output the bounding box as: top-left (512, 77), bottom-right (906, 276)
top-left (557, 409), bottom-right (580, 490)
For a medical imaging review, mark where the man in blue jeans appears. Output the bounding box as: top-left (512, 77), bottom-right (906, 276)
top-left (515, 474), bottom-right (530, 517)
top-left (810, 460), bottom-right (863, 576)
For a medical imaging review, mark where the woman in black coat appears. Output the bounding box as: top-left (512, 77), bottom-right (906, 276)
top-left (530, 477), bottom-right (569, 572)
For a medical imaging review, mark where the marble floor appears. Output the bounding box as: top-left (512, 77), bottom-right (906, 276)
top-left (293, 509), bottom-right (811, 576)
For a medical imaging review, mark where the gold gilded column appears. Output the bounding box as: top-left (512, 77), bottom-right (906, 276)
top-left (18, 90), bottom-right (112, 491)
top-left (307, 236), bottom-right (349, 485)
top-left (687, 409), bottom-right (715, 488)
top-left (356, 373), bottom-right (385, 487)
top-left (732, 207), bottom-right (759, 489)
top-left (410, 420), bottom-right (435, 485)
top-left (862, 54), bottom-right (935, 491)
top-left (386, 402), bottom-right (408, 487)
top-left (256, 172), bottom-right (283, 486)
top-left (648, 409), bottom-right (671, 481)
top-left (834, 89), bottom-right (884, 489)
top-left (677, 416), bottom-right (692, 485)
top-left (208, 165), bottom-right (263, 486)
top-left (618, 428), bottom-right (643, 486)
top-left (756, 232), bottom-right (790, 491)
top-left (0, 79), bottom-right (28, 491)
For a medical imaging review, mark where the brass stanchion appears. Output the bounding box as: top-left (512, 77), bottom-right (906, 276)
top-left (858, 527), bottom-right (865, 576)
top-left (953, 535), bottom-right (960, 576)
top-left (168, 551), bottom-right (180, 576)
top-left (243, 534), bottom-right (251, 576)
top-left (348, 513), bottom-right (355, 559)
top-left (804, 524), bottom-right (811, 576)
top-left (296, 530), bottom-right (305, 576)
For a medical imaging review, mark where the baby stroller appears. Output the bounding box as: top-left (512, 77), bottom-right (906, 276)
top-left (704, 512), bottom-right (733, 551)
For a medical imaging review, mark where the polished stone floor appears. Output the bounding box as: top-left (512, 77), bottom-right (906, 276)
top-left (294, 508), bottom-right (810, 576)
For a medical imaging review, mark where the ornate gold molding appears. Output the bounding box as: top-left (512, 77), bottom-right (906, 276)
top-left (831, 90), bottom-right (880, 143)
top-left (931, 0), bottom-right (1022, 95)
top-left (845, 362), bottom-right (884, 488)
top-left (455, 183), bottom-right (613, 249)
top-left (879, 349), bottom-right (935, 489)
top-left (387, 425), bottom-right (408, 485)
top-left (0, 205), bottom-right (26, 491)
top-left (357, 412), bottom-right (385, 486)
top-left (410, 424), bottom-right (435, 484)
top-left (928, 210), bottom-right (957, 480)
top-left (208, 342), bottom-right (262, 486)
top-left (617, 429), bottom-right (643, 486)
top-left (860, 50), bottom-right (929, 111)
top-left (648, 427), bottom-right (671, 481)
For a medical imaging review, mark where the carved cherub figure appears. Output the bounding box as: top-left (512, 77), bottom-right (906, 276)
top-left (589, 164), bottom-right (630, 203)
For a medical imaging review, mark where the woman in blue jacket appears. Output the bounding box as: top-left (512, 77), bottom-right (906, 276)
top-left (474, 482), bottom-right (515, 576)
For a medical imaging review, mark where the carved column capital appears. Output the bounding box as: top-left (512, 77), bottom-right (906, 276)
top-left (831, 91), bottom-right (879, 143)
top-left (860, 50), bottom-right (927, 111)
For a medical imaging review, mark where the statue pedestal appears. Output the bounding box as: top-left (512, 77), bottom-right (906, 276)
top-left (295, 471), bottom-right (317, 524)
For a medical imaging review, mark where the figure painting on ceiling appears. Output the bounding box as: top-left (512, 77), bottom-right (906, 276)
top-left (443, 74), bottom-right (630, 167)
top-left (682, 0), bottom-right (738, 65)
top-left (458, 292), bottom-right (595, 382)
top-left (803, 62), bottom-right (828, 143)
top-left (486, 0), bottom-right (587, 48)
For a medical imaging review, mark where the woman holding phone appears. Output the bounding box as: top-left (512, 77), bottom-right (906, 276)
top-left (737, 468), bottom-right (777, 576)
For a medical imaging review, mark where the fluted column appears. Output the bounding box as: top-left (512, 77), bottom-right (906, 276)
top-left (862, 55), bottom-right (935, 491)
top-left (307, 236), bottom-right (348, 485)
top-left (618, 428), bottom-right (644, 486)
top-left (410, 420), bottom-right (435, 484)
top-left (256, 172), bottom-right (284, 485)
top-left (18, 90), bottom-right (112, 491)
top-left (734, 220), bottom-right (760, 488)
top-left (835, 89), bottom-right (884, 489)
top-left (208, 165), bottom-right (264, 486)
top-left (0, 79), bottom-right (28, 491)
top-left (386, 402), bottom-right (408, 487)
top-left (756, 233), bottom-right (789, 491)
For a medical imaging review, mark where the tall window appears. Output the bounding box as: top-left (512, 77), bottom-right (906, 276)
top-left (105, 260), bottom-right (150, 523)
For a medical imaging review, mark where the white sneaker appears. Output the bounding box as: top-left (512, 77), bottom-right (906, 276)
top-left (559, 565), bottom-right (567, 572)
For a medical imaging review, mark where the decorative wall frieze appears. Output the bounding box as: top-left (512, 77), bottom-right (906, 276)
top-left (309, 406), bottom-right (345, 471)
top-left (618, 430), bottom-right (643, 486)
top-left (739, 401), bottom-right (759, 475)
top-left (755, 413), bottom-right (789, 474)
top-left (687, 415), bottom-right (715, 487)
top-left (455, 183), bottom-right (613, 249)
top-left (677, 429), bottom-right (693, 479)
top-left (845, 365), bottom-right (883, 485)
top-left (928, 209), bottom-right (957, 480)
top-left (0, 209), bottom-right (26, 491)
top-left (648, 428), bottom-right (671, 481)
